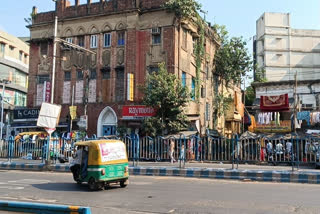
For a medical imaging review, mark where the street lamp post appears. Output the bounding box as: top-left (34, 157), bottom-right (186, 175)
top-left (0, 80), bottom-right (9, 140)
top-left (51, 15), bottom-right (58, 104)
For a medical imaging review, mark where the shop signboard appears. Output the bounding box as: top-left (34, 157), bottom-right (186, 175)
top-left (122, 106), bottom-right (156, 120)
top-left (255, 120), bottom-right (291, 133)
top-left (13, 108), bottom-right (40, 122)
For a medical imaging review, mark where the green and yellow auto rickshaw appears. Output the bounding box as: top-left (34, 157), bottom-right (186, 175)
top-left (71, 140), bottom-right (129, 191)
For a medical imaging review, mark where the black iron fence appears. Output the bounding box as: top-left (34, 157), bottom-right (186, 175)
top-left (0, 134), bottom-right (320, 169)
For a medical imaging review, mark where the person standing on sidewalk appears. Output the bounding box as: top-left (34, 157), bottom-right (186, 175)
top-left (8, 131), bottom-right (15, 161)
top-left (170, 139), bottom-right (176, 164)
top-left (180, 144), bottom-right (185, 164)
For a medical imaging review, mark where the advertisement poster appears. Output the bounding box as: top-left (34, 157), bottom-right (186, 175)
top-left (99, 142), bottom-right (127, 162)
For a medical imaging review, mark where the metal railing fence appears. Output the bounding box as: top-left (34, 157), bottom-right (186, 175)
top-left (1, 134), bottom-right (320, 170)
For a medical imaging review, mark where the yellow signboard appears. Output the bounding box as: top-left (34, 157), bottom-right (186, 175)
top-left (255, 120), bottom-right (291, 133)
top-left (69, 106), bottom-right (77, 120)
top-left (127, 73), bottom-right (134, 101)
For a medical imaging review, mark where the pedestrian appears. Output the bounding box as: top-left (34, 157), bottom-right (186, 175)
top-left (170, 139), bottom-right (176, 164)
top-left (8, 130), bottom-right (15, 160)
top-left (180, 144), bottom-right (185, 163)
top-left (70, 146), bottom-right (83, 182)
top-left (267, 141), bottom-right (273, 162)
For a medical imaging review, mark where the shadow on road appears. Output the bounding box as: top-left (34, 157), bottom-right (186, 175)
top-left (32, 182), bottom-right (125, 192)
top-left (32, 182), bottom-right (91, 192)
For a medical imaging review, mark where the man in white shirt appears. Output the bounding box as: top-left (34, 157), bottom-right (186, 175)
top-left (70, 146), bottom-right (83, 182)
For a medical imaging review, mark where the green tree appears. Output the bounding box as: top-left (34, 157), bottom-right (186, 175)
top-left (244, 85), bottom-right (255, 107)
top-left (141, 63), bottom-right (190, 136)
top-left (214, 32), bottom-right (253, 85)
top-left (211, 25), bottom-right (253, 129)
top-left (163, 0), bottom-right (201, 19)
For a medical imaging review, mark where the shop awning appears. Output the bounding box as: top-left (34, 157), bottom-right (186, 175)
top-left (187, 115), bottom-right (200, 121)
top-left (11, 121), bottom-right (68, 128)
top-left (225, 112), bottom-right (242, 122)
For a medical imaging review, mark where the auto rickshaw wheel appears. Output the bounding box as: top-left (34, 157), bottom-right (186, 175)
top-left (104, 183), bottom-right (110, 190)
top-left (120, 180), bottom-right (128, 188)
top-left (88, 178), bottom-right (97, 191)
top-left (88, 178), bottom-right (103, 191)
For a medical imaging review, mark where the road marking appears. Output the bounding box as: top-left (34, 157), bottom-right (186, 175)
top-left (0, 186), bottom-right (24, 190)
top-left (8, 179), bottom-right (50, 184)
top-left (130, 182), bottom-right (152, 185)
top-left (0, 179), bottom-right (50, 191)
top-left (0, 196), bottom-right (57, 203)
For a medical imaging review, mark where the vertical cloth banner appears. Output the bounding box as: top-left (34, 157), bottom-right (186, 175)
top-left (127, 73), bottom-right (134, 101)
top-left (260, 94), bottom-right (289, 111)
top-left (69, 106), bottom-right (77, 120)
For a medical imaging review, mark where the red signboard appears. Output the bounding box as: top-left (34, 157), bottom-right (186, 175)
top-left (44, 81), bottom-right (51, 103)
top-left (122, 106), bottom-right (156, 119)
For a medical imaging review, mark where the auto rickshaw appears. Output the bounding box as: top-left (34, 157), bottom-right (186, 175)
top-left (71, 140), bottom-right (129, 191)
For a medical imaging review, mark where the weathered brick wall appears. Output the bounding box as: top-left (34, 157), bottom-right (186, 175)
top-left (33, 0), bottom-right (169, 24)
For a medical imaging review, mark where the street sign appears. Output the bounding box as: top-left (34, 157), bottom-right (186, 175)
top-left (122, 106), bottom-right (156, 120)
top-left (44, 127), bottom-right (56, 135)
top-left (37, 102), bottom-right (62, 129)
top-left (77, 115), bottom-right (87, 130)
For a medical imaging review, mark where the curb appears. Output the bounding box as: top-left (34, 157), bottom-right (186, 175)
top-left (1, 162), bottom-right (320, 184)
top-left (0, 200), bottom-right (91, 214)
top-left (130, 167), bottom-right (320, 184)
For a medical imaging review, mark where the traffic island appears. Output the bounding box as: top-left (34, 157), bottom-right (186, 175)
top-left (0, 200), bottom-right (91, 214)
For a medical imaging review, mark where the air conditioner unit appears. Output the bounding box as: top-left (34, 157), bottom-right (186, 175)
top-left (152, 27), bottom-right (161, 35)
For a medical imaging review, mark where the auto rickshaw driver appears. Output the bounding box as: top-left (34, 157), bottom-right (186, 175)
top-left (70, 146), bottom-right (88, 182)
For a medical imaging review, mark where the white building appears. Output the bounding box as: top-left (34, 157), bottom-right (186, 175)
top-left (253, 12), bottom-right (320, 108)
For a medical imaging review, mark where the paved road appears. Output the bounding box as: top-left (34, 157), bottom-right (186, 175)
top-left (0, 170), bottom-right (319, 214)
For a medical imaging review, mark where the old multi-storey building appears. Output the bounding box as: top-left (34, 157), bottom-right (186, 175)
top-left (254, 12), bottom-right (320, 109)
top-left (0, 30), bottom-right (30, 137)
top-left (0, 30), bottom-right (29, 108)
top-left (27, 0), bottom-right (233, 137)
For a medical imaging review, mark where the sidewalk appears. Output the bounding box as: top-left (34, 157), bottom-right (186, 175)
top-left (1, 159), bottom-right (320, 184)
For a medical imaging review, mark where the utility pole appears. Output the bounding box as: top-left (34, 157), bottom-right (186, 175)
top-left (70, 85), bottom-right (75, 132)
top-left (0, 80), bottom-right (8, 140)
top-left (243, 80), bottom-right (246, 134)
top-left (51, 15), bottom-right (58, 104)
top-left (293, 72), bottom-right (298, 134)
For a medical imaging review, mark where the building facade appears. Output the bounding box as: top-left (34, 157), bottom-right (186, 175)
top-left (27, 0), bottom-right (233, 137)
top-left (0, 30), bottom-right (29, 108)
top-left (254, 12), bottom-right (320, 108)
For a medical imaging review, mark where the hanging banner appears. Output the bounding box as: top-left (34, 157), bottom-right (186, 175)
top-left (45, 81), bottom-right (51, 103)
top-left (260, 94), bottom-right (289, 111)
top-left (127, 73), bottom-right (134, 101)
top-left (69, 106), bottom-right (77, 120)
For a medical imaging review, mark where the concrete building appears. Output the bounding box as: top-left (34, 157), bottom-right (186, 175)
top-left (27, 0), bottom-right (240, 137)
top-left (0, 30), bottom-right (29, 108)
top-left (253, 12), bottom-right (320, 109)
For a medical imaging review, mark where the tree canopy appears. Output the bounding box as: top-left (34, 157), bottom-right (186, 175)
top-left (141, 63), bottom-right (190, 136)
top-left (213, 25), bottom-right (253, 85)
top-left (163, 0), bottom-right (201, 19)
